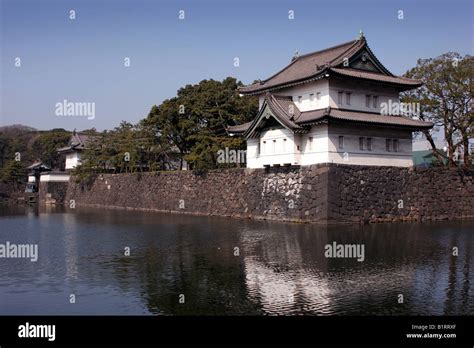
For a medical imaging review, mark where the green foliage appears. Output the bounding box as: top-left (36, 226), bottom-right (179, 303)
top-left (144, 77), bottom-right (258, 170)
top-left (0, 160), bottom-right (27, 191)
top-left (0, 126), bottom-right (70, 172)
top-left (31, 130), bottom-right (70, 169)
top-left (0, 125), bottom-right (37, 170)
top-left (72, 121), bottom-right (180, 179)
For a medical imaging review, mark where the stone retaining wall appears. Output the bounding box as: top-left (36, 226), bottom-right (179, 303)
top-left (327, 165), bottom-right (474, 223)
top-left (62, 164), bottom-right (474, 224)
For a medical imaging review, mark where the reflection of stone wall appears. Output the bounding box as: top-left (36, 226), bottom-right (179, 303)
top-left (64, 164), bottom-right (474, 224)
top-left (39, 182), bottom-right (68, 205)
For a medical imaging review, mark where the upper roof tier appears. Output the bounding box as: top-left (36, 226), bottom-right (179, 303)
top-left (239, 36), bottom-right (422, 95)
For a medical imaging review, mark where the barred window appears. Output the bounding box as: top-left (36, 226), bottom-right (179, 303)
top-left (367, 138), bottom-right (373, 151)
top-left (393, 139), bottom-right (399, 152)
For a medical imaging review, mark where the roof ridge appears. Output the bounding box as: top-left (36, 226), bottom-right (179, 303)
top-left (297, 39), bottom-right (359, 60)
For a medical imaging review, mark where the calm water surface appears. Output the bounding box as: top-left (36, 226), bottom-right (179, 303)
top-left (0, 204), bottom-right (472, 315)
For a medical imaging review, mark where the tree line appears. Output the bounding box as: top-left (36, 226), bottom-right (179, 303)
top-left (73, 77), bottom-right (258, 182)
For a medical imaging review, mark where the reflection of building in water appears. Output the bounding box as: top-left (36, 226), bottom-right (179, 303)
top-left (62, 213), bottom-right (79, 281)
top-left (240, 223), bottom-right (440, 315)
top-left (241, 224), bottom-right (332, 314)
top-left (244, 257), bottom-right (332, 315)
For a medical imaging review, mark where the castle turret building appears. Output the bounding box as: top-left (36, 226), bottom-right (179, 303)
top-left (229, 34), bottom-right (432, 168)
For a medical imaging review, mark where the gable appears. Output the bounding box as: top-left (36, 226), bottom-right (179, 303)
top-left (246, 103), bottom-right (289, 138)
top-left (345, 48), bottom-right (393, 75)
top-left (350, 53), bottom-right (380, 72)
top-left (244, 99), bottom-right (300, 139)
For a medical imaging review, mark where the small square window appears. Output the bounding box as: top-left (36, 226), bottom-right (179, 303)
top-left (359, 137), bottom-right (365, 150)
top-left (373, 96), bottom-right (378, 108)
top-left (338, 136), bottom-right (344, 149)
top-left (346, 92), bottom-right (351, 105)
top-left (366, 95), bottom-right (371, 107)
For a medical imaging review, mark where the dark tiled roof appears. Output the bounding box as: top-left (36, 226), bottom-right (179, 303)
top-left (240, 39), bottom-right (363, 94)
top-left (266, 94), bottom-right (302, 130)
top-left (57, 133), bottom-right (97, 153)
top-left (239, 37), bottom-right (420, 94)
top-left (27, 161), bottom-right (51, 171)
top-left (272, 95), bottom-right (302, 119)
top-left (229, 94), bottom-right (433, 136)
top-left (298, 108), bottom-right (433, 128)
top-left (228, 121), bottom-right (253, 134)
top-left (237, 94), bottom-right (303, 138)
top-left (330, 68), bottom-right (422, 87)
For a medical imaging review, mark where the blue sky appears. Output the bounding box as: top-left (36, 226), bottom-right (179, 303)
top-left (1, 0), bottom-right (472, 131)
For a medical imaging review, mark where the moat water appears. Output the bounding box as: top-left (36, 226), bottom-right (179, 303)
top-left (0, 204), bottom-right (472, 315)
